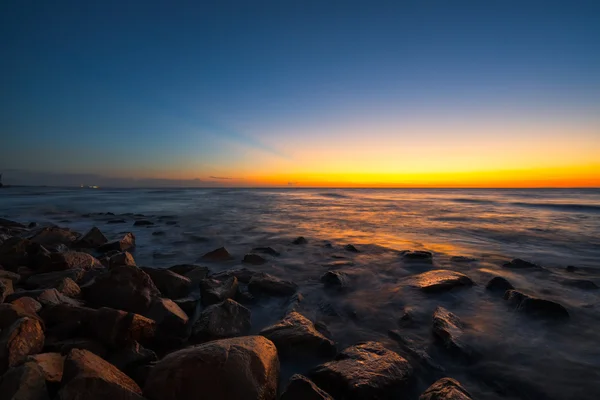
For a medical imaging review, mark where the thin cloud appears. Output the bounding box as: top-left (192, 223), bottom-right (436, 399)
top-left (210, 176), bottom-right (233, 180)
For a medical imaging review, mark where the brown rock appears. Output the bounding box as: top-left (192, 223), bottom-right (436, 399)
top-left (144, 298), bottom-right (188, 333)
top-left (168, 265), bottom-right (209, 286)
top-left (89, 308), bottom-right (157, 348)
top-left (0, 279), bottom-right (13, 303)
top-left (199, 246), bottom-right (232, 262)
top-left (192, 299), bottom-right (251, 341)
top-left (75, 227), bottom-right (108, 249)
top-left (248, 272), bottom-right (298, 296)
top-left (0, 270), bottom-right (20, 284)
top-left (200, 276), bottom-right (239, 305)
top-left (410, 270), bottom-right (473, 293)
top-left (212, 267), bottom-right (257, 283)
top-left (0, 361), bottom-right (50, 400)
top-left (7, 288), bottom-right (83, 307)
top-left (55, 278), bottom-right (81, 297)
top-left (141, 267), bottom-right (192, 299)
top-left (26, 352), bottom-right (65, 384)
top-left (143, 336), bottom-right (279, 400)
top-left (30, 227), bottom-right (79, 247)
top-left (419, 377), bottom-right (473, 400)
top-left (107, 341), bottom-right (157, 373)
top-left (504, 290), bottom-right (569, 319)
top-left (49, 251), bottom-right (104, 272)
top-left (25, 269), bottom-right (85, 289)
top-left (109, 252), bottom-right (137, 267)
top-left (260, 312), bottom-right (336, 358)
top-left (11, 296), bottom-right (42, 314)
top-left (0, 237), bottom-right (31, 270)
top-left (58, 349), bottom-right (144, 400)
top-left (173, 296), bottom-right (200, 316)
top-left (281, 374), bottom-right (334, 400)
top-left (44, 338), bottom-right (107, 358)
top-left (309, 342), bottom-right (414, 400)
top-left (97, 232), bottom-right (136, 253)
top-left (0, 303), bottom-right (42, 329)
top-left (432, 307), bottom-right (474, 359)
top-left (0, 317), bottom-right (45, 374)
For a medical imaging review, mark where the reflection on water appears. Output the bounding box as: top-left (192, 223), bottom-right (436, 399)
top-left (2, 187), bottom-right (600, 398)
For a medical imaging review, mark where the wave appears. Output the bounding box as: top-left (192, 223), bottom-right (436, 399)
top-left (448, 198), bottom-right (499, 205)
top-left (511, 202), bottom-right (600, 213)
top-left (318, 192), bottom-right (351, 199)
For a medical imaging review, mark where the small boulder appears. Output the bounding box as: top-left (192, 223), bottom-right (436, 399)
top-left (401, 250), bottom-right (433, 263)
top-left (320, 270), bottom-right (350, 289)
top-left (419, 377), bottom-right (473, 400)
top-left (109, 252), bottom-right (137, 267)
top-left (309, 342), bottom-right (413, 399)
top-left (344, 244), bottom-right (359, 253)
top-left (242, 253), bottom-right (267, 265)
top-left (97, 232), bottom-right (136, 253)
top-left (6, 288), bottom-right (83, 307)
top-left (56, 278), bottom-right (81, 297)
top-left (11, 296), bottom-right (42, 314)
top-left (248, 272), bottom-right (297, 296)
top-left (143, 336), bottom-right (279, 400)
top-left (253, 247), bottom-right (280, 256)
top-left (410, 270), bottom-right (473, 293)
top-left (199, 246), bottom-right (232, 262)
top-left (0, 317), bottom-right (45, 374)
top-left (26, 352), bottom-right (65, 384)
top-left (75, 227), bottom-right (108, 248)
top-left (502, 258), bottom-right (541, 269)
top-left (212, 267), bottom-right (256, 283)
top-left (107, 341), bottom-right (157, 374)
top-left (0, 361), bottom-right (50, 400)
top-left (141, 267), bottom-right (192, 299)
top-left (504, 290), bottom-right (569, 319)
top-left (200, 276), bottom-right (239, 306)
top-left (0, 279), bottom-right (12, 303)
top-left (485, 276), bottom-right (514, 293)
top-left (144, 298), bottom-right (188, 333)
top-left (260, 312), bottom-right (336, 358)
top-left (0, 303), bottom-right (42, 329)
top-left (292, 236), bottom-right (307, 245)
top-left (432, 307), bottom-right (473, 359)
top-left (49, 251), bottom-right (104, 272)
top-left (192, 299), bottom-right (251, 341)
top-left (281, 374), bottom-right (334, 400)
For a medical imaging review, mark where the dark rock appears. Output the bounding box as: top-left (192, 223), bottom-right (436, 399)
top-left (344, 244), bottom-right (359, 253)
top-left (504, 290), bottom-right (569, 319)
top-left (165, 221), bottom-right (177, 225)
top-left (292, 236), bottom-right (307, 245)
top-left (83, 265), bottom-right (160, 314)
top-left (0, 361), bottom-right (50, 400)
top-left (560, 278), bottom-right (598, 290)
top-left (173, 296), bottom-right (200, 316)
top-left (167, 264), bottom-right (210, 285)
top-left (284, 292), bottom-right (303, 315)
top-left (144, 298), bottom-right (188, 333)
top-left (6, 289), bottom-right (83, 307)
top-left (30, 227), bottom-right (79, 247)
top-left (309, 342), bottom-right (413, 400)
top-left (192, 299), bottom-right (251, 341)
top-left (212, 267), bottom-right (256, 283)
top-left (566, 265), bottom-right (577, 272)
top-left (151, 231), bottom-right (165, 236)
top-left (89, 307), bottom-right (157, 348)
top-left (143, 336), bottom-right (279, 400)
top-left (0, 317), bottom-right (45, 374)
top-left (54, 278), bottom-right (81, 297)
top-left (58, 349), bottom-right (144, 399)
top-left (49, 251), bottom-right (104, 272)
top-left (260, 312), bottom-right (336, 358)
top-left (432, 307), bottom-right (474, 359)
top-left (320, 270), bottom-right (350, 289)
top-left (167, 264), bottom-right (199, 275)
top-left (0, 218), bottom-right (26, 229)
top-left (419, 377), bottom-right (472, 400)
top-left (485, 276), bottom-right (514, 293)
top-left (25, 269), bottom-right (85, 289)
top-left (29, 222), bottom-right (39, 228)
top-left (0, 303), bottom-right (42, 329)
top-left (133, 220), bottom-right (154, 226)
top-left (199, 247), bottom-right (232, 262)
top-left (248, 272), bottom-right (297, 296)
top-left (141, 267), bottom-right (192, 299)
top-left (242, 253), bottom-right (267, 265)
top-left (450, 256), bottom-right (476, 263)
top-left (11, 296), bottom-right (42, 314)
top-left (109, 252), bottom-right (137, 267)
top-left (108, 341), bottom-right (157, 373)
top-left (129, 363), bottom-right (155, 389)
top-left (107, 219), bottom-right (127, 224)
top-left (410, 270), bottom-right (473, 293)
top-left (0, 237), bottom-right (35, 270)
top-left (26, 352), bottom-right (65, 384)
top-left (75, 227), bottom-right (108, 248)
top-left (200, 276), bottom-right (239, 306)
top-left (502, 258), bottom-right (541, 269)
top-left (44, 338), bottom-right (106, 358)
top-left (401, 250), bottom-right (433, 263)
top-left (97, 232), bottom-right (136, 253)
top-left (281, 374), bottom-right (334, 400)
top-left (0, 270), bottom-right (20, 284)
top-left (388, 330), bottom-right (444, 373)
top-left (0, 279), bottom-right (13, 303)
top-left (253, 247), bottom-right (280, 256)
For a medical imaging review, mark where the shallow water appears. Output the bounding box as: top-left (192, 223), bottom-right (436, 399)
top-left (2, 187), bottom-right (600, 398)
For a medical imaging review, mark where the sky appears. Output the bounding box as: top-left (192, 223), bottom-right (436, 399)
top-left (1, 0), bottom-right (599, 187)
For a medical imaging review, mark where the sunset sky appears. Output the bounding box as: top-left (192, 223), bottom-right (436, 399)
top-left (1, 1), bottom-right (599, 187)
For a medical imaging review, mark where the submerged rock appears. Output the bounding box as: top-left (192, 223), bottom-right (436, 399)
top-left (260, 312), bottom-right (336, 358)
top-left (242, 253), bottom-right (267, 265)
top-left (292, 236), bottom-right (308, 245)
top-left (141, 267), bottom-right (192, 299)
top-left (485, 276), bottom-right (514, 293)
top-left (143, 336), bottom-right (279, 400)
top-left (502, 258), bottom-right (541, 269)
top-left (344, 244), bottom-right (360, 253)
top-left (309, 341), bottom-right (413, 400)
top-left (504, 290), bottom-right (569, 319)
top-left (248, 272), bottom-right (297, 296)
top-left (253, 247), bottom-right (281, 256)
top-left (401, 250), bottom-right (433, 263)
top-left (432, 307), bottom-right (474, 360)
top-left (0, 317), bottom-right (45, 374)
top-left (450, 256), bottom-right (476, 263)
top-left (411, 270), bottom-right (473, 293)
top-left (281, 374), bottom-right (334, 400)
top-left (200, 276), bottom-right (239, 306)
top-left (560, 278), bottom-right (598, 290)
top-left (419, 377), bottom-right (473, 400)
top-left (199, 247), bottom-right (232, 262)
top-left (192, 299), bottom-right (251, 341)
top-left (75, 227), bottom-right (108, 249)
top-left (388, 331), bottom-right (444, 373)
top-left (97, 232), bottom-right (136, 253)
top-left (321, 270), bottom-right (350, 289)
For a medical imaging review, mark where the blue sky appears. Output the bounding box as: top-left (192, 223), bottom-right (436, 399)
top-left (1, 0), bottom-right (599, 186)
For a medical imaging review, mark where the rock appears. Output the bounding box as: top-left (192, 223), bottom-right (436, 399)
top-left (0, 317), bottom-right (45, 374)
top-left (97, 232), bottom-right (136, 253)
top-left (344, 244), bottom-right (359, 253)
top-left (0, 218), bottom-right (26, 229)
top-left (89, 307), bottom-right (157, 348)
top-left (566, 265), bottom-right (577, 272)
top-left (401, 250), bottom-right (433, 263)
top-left (242, 253), bottom-right (267, 265)
top-left (450, 256), bottom-right (476, 263)
top-left (6, 289), bottom-right (83, 307)
top-left (292, 236), bottom-right (307, 245)
top-left (55, 278), bottom-right (81, 297)
top-left (58, 349), bottom-right (144, 399)
top-left (0, 237), bottom-right (34, 270)
top-left (26, 352), bottom-right (65, 384)
top-left (200, 276), bottom-right (239, 305)
top-left (0, 280), bottom-right (13, 303)
top-left (419, 377), bottom-right (472, 400)
top-left (144, 298), bottom-right (188, 333)
top-left (485, 276), bottom-right (514, 293)
top-left (173, 296), bottom-right (200, 316)
top-left (260, 312), bottom-right (336, 358)
top-left (192, 299), bottom-right (251, 341)
top-left (75, 227), bottom-right (108, 248)
top-left (26, 269), bottom-right (85, 289)
top-left (0, 303), bottom-right (42, 329)
top-left (49, 251), bottom-right (104, 271)
top-left (11, 297), bottom-right (42, 314)
top-left (141, 267), bottom-right (192, 299)
top-left (502, 258), bottom-right (541, 269)
top-left (133, 220), bottom-right (154, 226)
top-left (199, 247), bottom-right (232, 262)
top-left (504, 290), bottom-right (569, 319)
top-left (320, 270), bottom-right (350, 289)
top-left (410, 270), bottom-right (473, 293)
top-left (212, 267), bottom-right (256, 283)
top-left (143, 336), bottom-right (279, 400)
top-left (0, 270), bottom-right (21, 284)
top-left (309, 342), bottom-right (413, 399)
top-left (0, 361), bottom-right (50, 400)
top-left (151, 231), bottom-right (165, 236)
top-left (109, 252), bottom-right (137, 267)
top-left (248, 273), bottom-right (297, 296)
top-left (432, 307), bottom-right (473, 359)
top-left (108, 341), bottom-right (157, 373)
top-left (253, 247), bottom-right (280, 256)
top-left (560, 278), bottom-right (598, 290)
top-left (388, 331), bottom-right (444, 373)
top-left (30, 227), bottom-right (79, 247)
top-left (83, 265), bottom-right (160, 314)
top-left (281, 374), bottom-right (334, 400)
top-left (44, 338), bottom-right (107, 358)
top-left (168, 264), bottom-right (209, 285)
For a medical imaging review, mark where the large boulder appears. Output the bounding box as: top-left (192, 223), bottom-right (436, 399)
top-left (260, 312), bottom-right (336, 358)
top-left (30, 227), bottom-right (79, 248)
top-left (485, 276), bottom-right (514, 293)
top-left (0, 317), bottom-right (45, 374)
top-left (74, 227), bottom-right (108, 249)
top-left (410, 270), bottom-right (473, 293)
top-left (83, 265), bottom-right (160, 314)
top-left (200, 276), bottom-right (239, 306)
top-left (48, 252), bottom-right (104, 272)
top-left (143, 336), bottom-right (279, 400)
top-left (0, 361), bottom-right (50, 400)
top-left (192, 299), bottom-right (251, 342)
top-left (199, 247), bottom-right (232, 262)
top-left (248, 273), bottom-right (297, 296)
top-left (97, 232), bottom-right (136, 253)
top-left (57, 349), bottom-right (144, 400)
top-left (419, 377), bottom-right (472, 400)
top-left (309, 342), bottom-right (414, 399)
top-left (25, 269), bottom-right (85, 289)
top-left (504, 290), bottom-right (569, 319)
top-left (0, 237), bottom-right (39, 270)
top-left (432, 307), bottom-right (474, 360)
top-left (0, 303), bottom-right (42, 329)
top-left (141, 267), bottom-right (192, 299)
top-left (281, 374), bottom-right (334, 400)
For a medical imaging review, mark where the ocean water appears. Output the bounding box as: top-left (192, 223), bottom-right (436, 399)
top-left (2, 187), bottom-right (600, 398)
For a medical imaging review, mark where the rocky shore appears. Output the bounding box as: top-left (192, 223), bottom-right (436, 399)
top-left (0, 215), bottom-right (596, 399)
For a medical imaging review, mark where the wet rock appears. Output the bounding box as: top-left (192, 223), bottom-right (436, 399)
top-left (284, 292), bottom-right (304, 315)
top-left (560, 278), bottom-right (598, 290)
top-left (565, 265), bottom-right (577, 272)
top-left (141, 267), bottom-right (192, 299)
top-left (0, 317), bottom-right (45, 374)
top-left (388, 331), bottom-right (444, 373)
top-left (167, 264), bottom-right (209, 285)
top-left (26, 352), bottom-right (65, 384)
top-left (401, 250), bottom-right (433, 263)
top-left (321, 270), bottom-right (350, 289)
top-left (44, 338), bottom-right (107, 358)
top-left (75, 227), bottom-right (108, 248)
top-left (485, 276), bottom-right (514, 293)
top-left (253, 247), bottom-right (281, 256)
top-left (0, 218), bottom-right (26, 229)
top-left (7, 289), bottom-right (83, 307)
top-left (143, 336), bottom-right (279, 400)
top-left (281, 374), bottom-right (334, 400)
top-left (309, 341), bottom-right (413, 400)
top-left (242, 253), bottom-right (267, 265)
top-left (0, 361), bottom-right (50, 400)
top-left (504, 290), bottom-right (569, 319)
top-left (419, 377), bottom-right (472, 400)
top-left (502, 258), bottom-right (541, 269)
top-left (30, 227), bottom-right (79, 247)
top-left (173, 295), bottom-right (200, 316)
top-left (411, 270), bottom-right (473, 293)
top-left (200, 276), bottom-right (239, 306)
top-left (260, 312), bottom-right (336, 358)
top-left (108, 341), bottom-right (157, 374)
top-left (248, 272), bottom-right (298, 296)
top-left (107, 219), bottom-right (127, 224)
top-left (199, 246), bottom-right (232, 262)
top-left (26, 269), bottom-right (85, 289)
top-left (89, 307), bottom-right (157, 348)
top-left (133, 220), bottom-right (154, 226)
top-left (344, 244), bottom-right (359, 253)
top-left (144, 298), bottom-right (188, 333)
top-left (432, 307), bottom-right (473, 359)
top-left (450, 256), bottom-right (476, 263)
top-left (0, 303), bottom-right (42, 329)
top-left (292, 236), bottom-right (308, 245)
top-left (11, 296), bottom-right (42, 314)
top-left (97, 232), bottom-right (136, 253)
top-left (83, 265), bottom-right (160, 314)
top-left (192, 299), bottom-right (251, 341)
top-left (212, 267), bottom-right (256, 283)
top-left (109, 251), bottom-right (137, 267)
top-left (151, 231), bottom-right (165, 236)
top-left (49, 251), bottom-right (104, 272)
top-left (58, 349), bottom-right (143, 399)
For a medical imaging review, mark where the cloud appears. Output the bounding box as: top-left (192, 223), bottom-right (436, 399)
top-left (209, 176), bottom-right (233, 180)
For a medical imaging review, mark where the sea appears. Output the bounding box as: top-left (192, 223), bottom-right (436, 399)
top-left (1, 187), bottom-right (600, 399)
